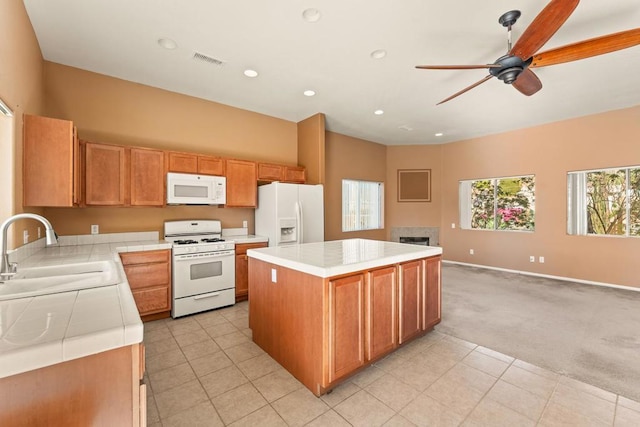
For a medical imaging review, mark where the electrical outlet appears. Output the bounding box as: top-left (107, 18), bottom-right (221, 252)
top-left (529, 256), bottom-right (535, 263)
top-left (271, 268), bottom-right (277, 283)
top-left (38, 227), bottom-right (42, 239)
top-left (451, 223), bottom-right (456, 229)
top-left (243, 220), bottom-right (248, 228)
top-left (539, 256), bottom-right (545, 263)
top-left (91, 224), bottom-right (99, 235)
top-left (469, 249), bottom-right (474, 255)
top-left (23, 230), bottom-right (29, 244)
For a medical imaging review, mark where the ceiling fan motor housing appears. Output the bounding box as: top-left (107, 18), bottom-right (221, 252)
top-left (490, 55), bottom-right (533, 84)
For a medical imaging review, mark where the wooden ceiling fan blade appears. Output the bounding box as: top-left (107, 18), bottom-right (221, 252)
top-left (512, 69), bottom-right (543, 96)
top-left (436, 75), bottom-right (494, 105)
top-left (530, 28), bottom-right (640, 68)
top-left (511, 0), bottom-right (579, 60)
top-left (416, 64), bottom-right (501, 70)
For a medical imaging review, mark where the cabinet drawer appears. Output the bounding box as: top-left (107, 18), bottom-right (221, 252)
top-left (120, 250), bottom-right (170, 266)
top-left (124, 263), bottom-right (170, 290)
top-left (132, 287), bottom-right (170, 314)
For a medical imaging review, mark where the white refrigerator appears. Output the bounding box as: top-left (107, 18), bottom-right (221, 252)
top-left (255, 182), bottom-right (324, 247)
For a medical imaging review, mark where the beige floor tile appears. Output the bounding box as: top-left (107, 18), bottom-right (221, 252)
top-left (240, 327), bottom-right (253, 338)
top-left (442, 334), bottom-right (477, 349)
top-left (484, 379), bottom-right (547, 421)
top-left (211, 382), bottom-right (268, 425)
top-left (189, 349), bottom-right (233, 377)
top-left (425, 338), bottom-right (475, 361)
top-left (224, 341), bottom-right (265, 364)
top-left (390, 356), bottom-right (449, 392)
top-left (334, 390), bottom-right (395, 427)
top-left (180, 338), bottom-right (221, 360)
top-left (383, 414), bottom-right (418, 426)
top-left (194, 311), bottom-right (228, 328)
top-left (374, 349), bottom-right (413, 373)
top-left (365, 374), bottom-right (420, 411)
top-left (512, 359), bottom-right (559, 381)
top-left (615, 406), bottom-right (640, 427)
top-left (148, 422), bottom-right (162, 427)
top-left (144, 328), bottom-right (173, 343)
top-left (146, 393), bottom-right (160, 424)
top-left (549, 383), bottom-right (616, 425)
top-left (424, 374), bottom-right (486, 416)
top-left (321, 381), bottom-right (361, 407)
top-left (214, 330), bottom-right (251, 349)
top-left (306, 409), bottom-right (352, 426)
top-left (153, 379), bottom-right (209, 419)
top-left (400, 393), bottom-right (466, 427)
top-left (220, 307), bottom-right (249, 321)
top-left (205, 321), bottom-right (240, 338)
top-left (272, 387), bottom-right (330, 427)
top-left (252, 368), bottom-right (304, 402)
top-left (146, 348), bottom-right (187, 374)
top-left (144, 319), bottom-right (168, 332)
top-left (463, 398), bottom-right (535, 427)
top-left (200, 365), bottom-right (249, 398)
top-left (440, 363), bottom-right (497, 393)
top-left (462, 351), bottom-right (510, 378)
top-left (148, 362), bottom-right (196, 394)
top-left (145, 336), bottom-right (180, 358)
top-left (618, 396), bottom-right (640, 412)
top-left (474, 346), bottom-right (514, 364)
top-left (168, 319), bottom-right (203, 336)
top-left (231, 317), bottom-right (249, 330)
top-left (229, 404), bottom-right (287, 427)
top-left (500, 365), bottom-right (557, 399)
top-left (162, 400), bottom-right (224, 427)
top-left (539, 402), bottom-right (609, 427)
top-left (559, 376), bottom-right (617, 402)
top-left (174, 329), bottom-right (210, 347)
top-left (350, 365), bottom-right (386, 388)
top-left (237, 353), bottom-right (283, 380)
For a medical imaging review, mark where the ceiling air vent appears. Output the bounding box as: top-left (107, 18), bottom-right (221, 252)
top-left (193, 52), bottom-right (225, 66)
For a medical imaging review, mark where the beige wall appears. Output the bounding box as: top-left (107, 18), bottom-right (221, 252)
top-left (386, 145), bottom-right (442, 239)
top-left (324, 131), bottom-right (387, 241)
top-left (41, 62), bottom-right (299, 235)
top-left (297, 113), bottom-right (326, 185)
top-left (439, 105), bottom-right (640, 288)
top-left (0, 0), bottom-right (45, 248)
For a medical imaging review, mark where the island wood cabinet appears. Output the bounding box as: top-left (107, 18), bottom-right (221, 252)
top-left (0, 343), bottom-right (146, 426)
top-left (235, 242), bottom-right (268, 302)
top-left (120, 249), bottom-right (171, 320)
top-left (167, 151), bottom-right (225, 176)
top-left (130, 147), bottom-right (165, 206)
top-left (84, 141), bottom-right (127, 206)
top-left (23, 114), bottom-right (81, 207)
top-left (225, 159), bottom-right (257, 207)
top-left (249, 255), bottom-right (441, 396)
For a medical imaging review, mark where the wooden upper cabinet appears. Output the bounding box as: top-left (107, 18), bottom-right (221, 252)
top-left (23, 114), bottom-right (80, 207)
top-left (257, 163), bottom-right (284, 181)
top-left (225, 159), bottom-right (257, 207)
top-left (284, 166), bottom-right (306, 183)
top-left (167, 151), bottom-right (225, 176)
top-left (84, 142), bottom-right (127, 206)
top-left (131, 147), bottom-right (164, 206)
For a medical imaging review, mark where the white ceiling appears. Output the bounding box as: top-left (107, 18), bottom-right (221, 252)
top-left (23, 0), bottom-right (640, 146)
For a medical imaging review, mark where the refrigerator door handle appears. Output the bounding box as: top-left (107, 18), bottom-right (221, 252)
top-left (296, 201), bottom-right (303, 244)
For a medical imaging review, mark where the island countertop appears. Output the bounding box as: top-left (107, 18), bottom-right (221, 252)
top-left (247, 238), bottom-right (442, 278)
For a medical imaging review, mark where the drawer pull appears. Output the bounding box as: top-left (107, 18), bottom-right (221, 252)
top-left (194, 292), bottom-right (221, 300)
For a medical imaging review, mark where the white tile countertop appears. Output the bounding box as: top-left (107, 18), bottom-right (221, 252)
top-left (0, 234), bottom-right (171, 378)
top-left (247, 238), bottom-right (443, 278)
top-left (222, 227), bottom-right (268, 245)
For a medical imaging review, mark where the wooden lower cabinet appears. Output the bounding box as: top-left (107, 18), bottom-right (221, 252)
top-left (120, 249), bottom-right (171, 320)
top-left (249, 255), bottom-right (442, 396)
top-left (236, 242), bottom-right (268, 302)
top-left (0, 343), bottom-right (145, 426)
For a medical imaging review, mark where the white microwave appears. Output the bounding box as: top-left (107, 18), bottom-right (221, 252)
top-left (167, 172), bottom-right (226, 205)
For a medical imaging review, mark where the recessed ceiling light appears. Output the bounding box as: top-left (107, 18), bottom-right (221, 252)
top-left (157, 38), bottom-right (177, 50)
top-left (435, 132), bottom-right (444, 137)
top-left (244, 69), bottom-right (258, 78)
top-left (302, 8), bottom-right (321, 23)
top-left (303, 90), bottom-right (316, 97)
top-left (370, 49), bottom-right (387, 59)
top-left (374, 110), bottom-right (384, 115)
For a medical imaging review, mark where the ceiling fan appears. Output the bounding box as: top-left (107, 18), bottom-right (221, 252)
top-left (416, 0), bottom-right (640, 105)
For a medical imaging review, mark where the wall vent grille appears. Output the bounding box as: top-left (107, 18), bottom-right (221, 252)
top-left (193, 52), bottom-right (225, 66)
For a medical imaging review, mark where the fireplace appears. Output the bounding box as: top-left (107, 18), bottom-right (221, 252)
top-left (399, 236), bottom-right (430, 246)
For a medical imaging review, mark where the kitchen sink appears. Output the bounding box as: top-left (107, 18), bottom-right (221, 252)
top-left (0, 260), bottom-right (120, 301)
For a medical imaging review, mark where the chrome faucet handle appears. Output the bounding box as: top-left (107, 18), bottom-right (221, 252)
top-left (9, 262), bottom-right (17, 273)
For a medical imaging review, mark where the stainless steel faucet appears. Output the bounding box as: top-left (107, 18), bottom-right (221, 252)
top-left (0, 213), bottom-right (58, 279)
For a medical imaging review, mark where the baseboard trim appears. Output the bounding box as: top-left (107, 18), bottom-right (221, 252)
top-left (442, 260), bottom-right (640, 293)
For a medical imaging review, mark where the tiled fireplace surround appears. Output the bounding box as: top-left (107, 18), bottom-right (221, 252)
top-left (390, 227), bottom-right (439, 246)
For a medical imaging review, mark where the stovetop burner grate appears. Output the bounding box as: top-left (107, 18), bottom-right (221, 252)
top-left (201, 238), bottom-right (225, 243)
top-left (174, 239), bottom-right (199, 245)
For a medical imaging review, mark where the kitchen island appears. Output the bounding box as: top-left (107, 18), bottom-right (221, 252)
top-left (247, 238), bottom-right (442, 396)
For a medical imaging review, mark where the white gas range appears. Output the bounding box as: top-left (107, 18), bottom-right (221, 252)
top-left (164, 220), bottom-right (236, 318)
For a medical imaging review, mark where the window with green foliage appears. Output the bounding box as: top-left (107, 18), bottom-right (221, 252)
top-left (567, 167), bottom-right (640, 237)
top-left (459, 175), bottom-right (535, 231)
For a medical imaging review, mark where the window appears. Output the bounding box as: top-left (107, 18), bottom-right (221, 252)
top-left (460, 175), bottom-right (535, 231)
top-left (342, 179), bottom-right (384, 232)
top-left (567, 166), bottom-right (640, 237)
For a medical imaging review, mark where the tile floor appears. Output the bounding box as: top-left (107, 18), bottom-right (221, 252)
top-left (144, 302), bottom-right (640, 426)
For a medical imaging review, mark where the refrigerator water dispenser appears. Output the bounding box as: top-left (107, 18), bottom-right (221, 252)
top-left (279, 218), bottom-right (297, 243)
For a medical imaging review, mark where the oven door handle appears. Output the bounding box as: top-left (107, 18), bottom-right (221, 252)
top-left (193, 292), bottom-right (222, 300)
top-left (174, 250), bottom-right (235, 261)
